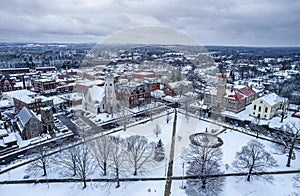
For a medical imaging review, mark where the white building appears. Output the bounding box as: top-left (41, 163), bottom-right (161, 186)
top-left (251, 93), bottom-right (288, 120)
top-left (82, 73), bottom-right (117, 115)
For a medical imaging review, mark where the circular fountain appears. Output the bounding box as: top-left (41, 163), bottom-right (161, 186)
top-left (189, 133), bottom-right (223, 148)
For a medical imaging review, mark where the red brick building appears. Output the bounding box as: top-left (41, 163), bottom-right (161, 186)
top-left (33, 79), bottom-right (58, 95)
top-left (0, 74), bottom-right (16, 92)
top-left (13, 97), bottom-right (43, 114)
top-left (0, 68), bottom-right (29, 74)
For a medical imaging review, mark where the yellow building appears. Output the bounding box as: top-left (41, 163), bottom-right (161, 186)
top-left (251, 93), bottom-right (288, 120)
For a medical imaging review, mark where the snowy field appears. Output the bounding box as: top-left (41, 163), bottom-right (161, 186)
top-left (1, 113), bottom-right (300, 195)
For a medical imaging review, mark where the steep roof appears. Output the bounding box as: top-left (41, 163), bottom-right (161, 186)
top-left (88, 86), bottom-right (105, 103)
top-left (16, 107), bottom-right (40, 131)
top-left (227, 90), bottom-right (245, 100)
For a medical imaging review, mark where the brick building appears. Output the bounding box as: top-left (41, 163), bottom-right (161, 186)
top-left (0, 74), bottom-right (16, 92)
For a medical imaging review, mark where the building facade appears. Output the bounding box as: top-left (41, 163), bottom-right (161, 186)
top-left (251, 93), bottom-right (288, 119)
top-left (15, 107), bottom-right (43, 140)
top-left (204, 74), bottom-right (258, 113)
top-left (0, 74), bottom-right (16, 92)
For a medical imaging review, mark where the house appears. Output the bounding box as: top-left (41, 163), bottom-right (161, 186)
top-left (164, 80), bottom-right (193, 96)
top-left (251, 93), bottom-right (288, 119)
top-left (14, 107), bottom-right (43, 140)
top-left (115, 80), bottom-right (151, 107)
top-left (204, 74), bottom-right (259, 113)
top-left (0, 74), bottom-right (16, 92)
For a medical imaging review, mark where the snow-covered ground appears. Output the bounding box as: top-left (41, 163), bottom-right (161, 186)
top-left (1, 113), bottom-right (300, 195)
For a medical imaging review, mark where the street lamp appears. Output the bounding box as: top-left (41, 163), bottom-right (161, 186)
top-left (179, 162), bottom-right (186, 189)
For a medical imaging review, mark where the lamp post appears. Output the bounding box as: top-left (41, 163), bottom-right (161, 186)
top-left (165, 157), bottom-right (168, 177)
top-left (179, 162), bottom-right (186, 189)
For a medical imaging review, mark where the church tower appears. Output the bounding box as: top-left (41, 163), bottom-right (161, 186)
top-left (104, 72), bottom-right (117, 115)
top-left (216, 73), bottom-right (227, 107)
top-left (41, 107), bottom-right (55, 136)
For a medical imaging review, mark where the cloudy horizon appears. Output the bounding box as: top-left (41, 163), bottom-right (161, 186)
top-left (0, 0), bottom-right (299, 46)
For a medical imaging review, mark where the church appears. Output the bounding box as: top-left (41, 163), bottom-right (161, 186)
top-left (82, 73), bottom-right (117, 115)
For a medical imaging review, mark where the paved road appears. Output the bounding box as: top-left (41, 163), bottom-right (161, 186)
top-left (164, 109), bottom-right (177, 196)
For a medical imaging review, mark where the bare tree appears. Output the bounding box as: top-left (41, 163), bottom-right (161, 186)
top-left (57, 146), bottom-right (78, 176)
top-left (153, 124), bottom-right (161, 138)
top-left (74, 144), bottom-right (95, 189)
top-left (182, 143), bottom-right (224, 195)
top-left (279, 122), bottom-right (300, 167)
top-left (58, 144), bottom-right (95, 189)
top-left (125, 135), bottom-right (154, 176)
top-left (232, 140), bottom-right (278, 182)
top-left (88, 135), bottom-right (113, 176)
top-left (116, 102), bottom-right (130, 131)
top-left (110, 136), bottom-right (126, 188)
top-left (26, 145), bottom-right (50, 177)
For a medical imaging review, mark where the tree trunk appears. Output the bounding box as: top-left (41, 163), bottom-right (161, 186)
top-left (42, 163), bottom-right (47, 176)
top-left (73, 162), bottom-right (76, 176)
top-left (281, 110), bottom-right (284, 123)
top-left (286, 143), bottom-right (294, 167)
top-left (104, 162), bottom-right (107, 176)
top-left (134, 167), bottom-right (137, 176)
top-left (201, 177), bottom-right (206, 189)
top-left (83, 178), bottom-right (87, 189)
top-left (116, 167), bottom-right (120, 188)
top-left (247, 165), bottom-right (254, 181)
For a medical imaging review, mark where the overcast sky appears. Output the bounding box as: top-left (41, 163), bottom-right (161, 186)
top-left (0, 0), bottom-right (299, 46)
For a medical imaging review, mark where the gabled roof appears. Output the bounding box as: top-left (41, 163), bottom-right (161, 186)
top-left (16, 107), bottom-right (40, 131)
top-left (87, 86), bottom-right (105, 103)
top-left (0, 74), bottom-right (11, 80)
top-left (238, 86), bottom-right (256, 96)
top-left (261, 93), bottom-right (287, 106)
top-left (227, 90), bottom-right (245, 100)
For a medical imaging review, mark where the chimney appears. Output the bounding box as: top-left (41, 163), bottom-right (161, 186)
top-left (22, 75), bottom-right (26, 89)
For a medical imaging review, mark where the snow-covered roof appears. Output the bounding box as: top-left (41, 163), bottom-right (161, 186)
top-left (3, 89), bottom-right (36, 100)
top-left (88, 86), bottom-right (105, 103)
top-left (0, 129), bottom-right (8, 137)
top-left (261, 93), bottom-right (287, 106)
top-left (0, 100), bottom-right (13, 108)
top-left (49, 96), bottom-right (65, 105)
top-left (168, 80), bottom-right (192, 89)
top-left (16, 107), bottom-right (40, 131)
top-left (3, 133), bottom-right (17, 144)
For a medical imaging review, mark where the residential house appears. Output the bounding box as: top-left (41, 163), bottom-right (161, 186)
top-left (164, 80), bottom-right (193, 96)
top-left (116, 79), bottom-right (151, 107)
top-left (251, 93), bottom-right (288, 119)
top-left (0, 74), bottom-right (16, 92)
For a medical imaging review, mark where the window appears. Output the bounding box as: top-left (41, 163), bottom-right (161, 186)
top-left (265, 107), bottom-right (268, 113)
top-left (260, 101), bottom-right (263, 104)
top-left (258, 106), bottom-right (261, 112)
top-left (253, 105), bottom-right (256, 110)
